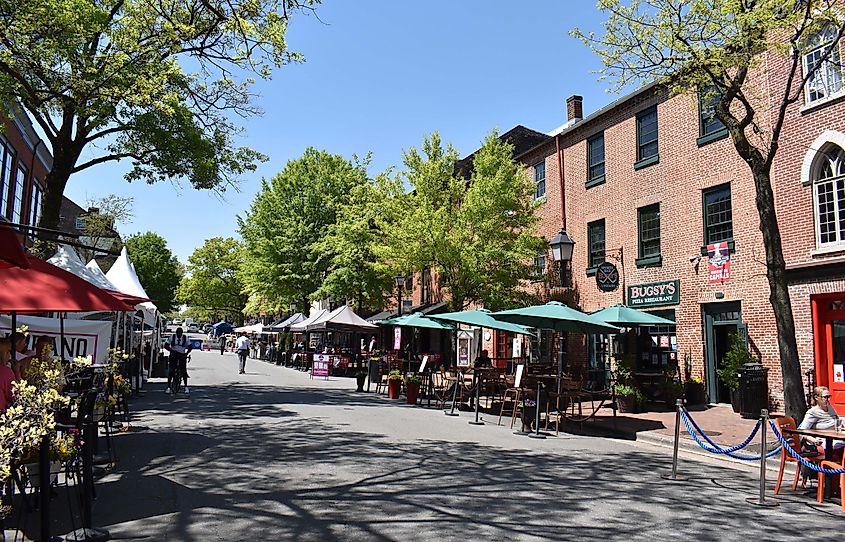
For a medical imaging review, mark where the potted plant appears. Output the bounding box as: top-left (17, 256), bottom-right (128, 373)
top-left (355, 370), bottom-right (367, 392)
top-left (684, 375), bottom-right (706, 405)
top-left (387, 370), bottom-right (402, 399)
top-left (717, 332), bottom-right (753, 413)
top-left (404, 373), bottom-right (422, 405)
top-left (614, 383), bottom-right (645, 413)
top-left (519, 398), bottom-right (537, 432)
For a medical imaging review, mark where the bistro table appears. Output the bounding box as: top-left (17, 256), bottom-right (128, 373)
top-left (783, 427), bottom-right (845, 501)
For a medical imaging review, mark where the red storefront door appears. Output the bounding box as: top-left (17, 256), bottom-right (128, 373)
top-left (813, 294), bottom-right (845, 414)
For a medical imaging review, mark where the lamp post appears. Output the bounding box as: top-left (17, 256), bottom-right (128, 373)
top-left (395, 274), bottom-right (405, 316)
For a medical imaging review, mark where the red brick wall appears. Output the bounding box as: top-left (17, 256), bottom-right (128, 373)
top-left (0, 115), bottom-right (49, 228)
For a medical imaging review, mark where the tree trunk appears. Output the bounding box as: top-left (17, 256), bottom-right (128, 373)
top-left (751, 165), bottom-right (806, 421)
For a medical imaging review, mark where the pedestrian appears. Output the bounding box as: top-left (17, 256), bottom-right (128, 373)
top-left (235, 333), bottom-right (250, 374)
top-left (220, 335), bottom-right (226, 355)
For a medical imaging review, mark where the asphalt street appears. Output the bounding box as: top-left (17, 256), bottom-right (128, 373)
top-left (89, 347), bottom-right (842, 541)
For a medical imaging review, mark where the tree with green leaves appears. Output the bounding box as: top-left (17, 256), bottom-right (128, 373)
top-left (377, 132), bottom-right (546, 312)
top-left (77, 194), bottom-right (134, 262)
top-left (125, 232), bottom-right (182, 313)
top-left (178, 237), bottom-right (248, 325)
top-left (238, 148), bottom-right (365, 312)
top-left (0, 0), bottom-right (319, 238)
top-left (571, 0), bottom-right (844, 420)
top-left (312, 171), bottom-right (403, 310)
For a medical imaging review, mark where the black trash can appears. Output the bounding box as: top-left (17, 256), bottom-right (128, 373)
top-left (738, 363), bottom-right (769, 419)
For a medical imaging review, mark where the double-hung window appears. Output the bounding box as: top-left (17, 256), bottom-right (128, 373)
top-left (587, 219), bottom-right (606, 271)
top-left (533, 251), bottom-right (546, 281)
top-left (587, 132), bottom-right (605, 188)
top-left (635, 106), bottom-right (659, 168)
top-left (11, 165), bottom-right (26, 224)
top-left (803, 24), bottom-right (844, 104)
top-left (533, 161), bottom-right (546, 200)
top-left (698, 86), bottom-right (727, 145)
top-left (637, 204), bottom-right (661, 266)
top-left (0, 137), bottom-right (14, 219)
top-left (29, 179), bottom-right (42, 229)
top-left (703, 184), bottom-right (733, 244)
top-left (813, 144), bottom-right (845, 249)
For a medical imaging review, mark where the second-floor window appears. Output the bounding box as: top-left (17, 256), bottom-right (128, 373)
top-left (587, 132), bottom-right (605, 185)
top-left (638, 204), bottom-right (661, 259)
top-left (29, 180), bottom-right (42, 228)
top-left (75, 216), bottom-right (87, 231)
top-left (636, 106), bottom-right (659, 162)
top-left (703, 183), bottom-right (733, 244)
top-left (813, 144), bottom-right (845, 248)
top-left (699, 86), bottom-right (726, 138)
top-left (533, 251), bottom-right (546, 280)
top-left (533, 161), bottom-right (546, 200)
top-left (421, 267), bottom-right (432, 305)
top-left (11, 165), bottom-right (25, 224)
top-left (0, 137), bottom-right (14, 219)
top-left (588, 219), bottom-right (606, 268)
top-left (803, 24), bottom-right (844, 104)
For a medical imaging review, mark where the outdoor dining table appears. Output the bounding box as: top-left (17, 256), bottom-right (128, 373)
top-left (783, 427), bottom-right (845, 501)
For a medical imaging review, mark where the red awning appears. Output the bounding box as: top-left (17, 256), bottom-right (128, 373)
top-left (0, 255), bottom-right (133, 313)
top-left (108, 291), bottom-right (151, 306)
top-left (0, 223), bottom-right (30, 269)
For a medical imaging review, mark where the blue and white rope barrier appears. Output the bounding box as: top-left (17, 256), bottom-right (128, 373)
top-left (680, 408), bottom-right (781, 460)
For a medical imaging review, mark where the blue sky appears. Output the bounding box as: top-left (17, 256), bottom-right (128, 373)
top-left (65, 1), bottom-right (613, 264)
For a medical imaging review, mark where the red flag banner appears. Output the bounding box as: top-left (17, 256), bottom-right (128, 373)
top-left (707, 242), bottom-right (731, 283)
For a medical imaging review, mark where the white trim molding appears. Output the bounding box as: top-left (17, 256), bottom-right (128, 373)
top-left (801, 130), bottom-right (845, 186)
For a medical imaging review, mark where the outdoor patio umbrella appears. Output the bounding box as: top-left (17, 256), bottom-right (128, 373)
top-left (380, 312), bottom-right (455, 330)
top-left (491, 301), bottom-right (621, 334)
top-left (590, 304), bottom-right (676, 328)
top-left (429, 308), bottom-right (535, 336)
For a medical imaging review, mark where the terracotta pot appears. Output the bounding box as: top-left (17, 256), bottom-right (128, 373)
top-left (406, 382), bottom-right (420, 404)
top-left (388, 379), bottom-right (401, 399)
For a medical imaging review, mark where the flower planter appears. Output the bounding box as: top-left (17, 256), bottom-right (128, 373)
top-left (730, 389), bottom-right (741, 413)
top-left (387, 379), bottom-right (402, 399)
top-left (406, 382), bottom-right (420, 405)
top-left (684, 383), bottom-right (706, 405)
top-left (520, 406), bottom-right (536, 432)
top-left (616, 395), bottom-right (639, 414)
top-left (355, 373), bottom-right (367, 392)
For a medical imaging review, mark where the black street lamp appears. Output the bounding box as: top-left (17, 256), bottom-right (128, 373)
top-left (549, 228), bottom-right (575, 287)
top-left (394, 274), bottom-right (405, 316)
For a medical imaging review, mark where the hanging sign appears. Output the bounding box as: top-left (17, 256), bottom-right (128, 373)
top-left (512, 337), bottom-right (522, 359)
top-left (393, 327), bottom-right (402, 350)
top-left (707, 242), bottom-right (731, 283)
top-left (628, 280), bottom-right (680, 308)
top-left (835, 364), bottom-right (844, 384)
top-left (595, 261), bottom-right (620, 292)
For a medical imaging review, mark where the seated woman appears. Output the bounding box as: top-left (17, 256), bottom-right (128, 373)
top-left (799, 385), bottom-right (843, 452)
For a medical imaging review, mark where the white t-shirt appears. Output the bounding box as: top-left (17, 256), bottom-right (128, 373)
top-left (168, 334), bottom-right (189, 354)
top-left (235, 336), bottom-right (250, 351)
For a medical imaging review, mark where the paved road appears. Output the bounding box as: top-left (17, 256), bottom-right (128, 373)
top-left (90, 348), bottom-right (841, 541)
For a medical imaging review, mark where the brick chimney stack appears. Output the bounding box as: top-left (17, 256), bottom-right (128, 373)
top-left (566, 95), bottom-right (583, 122)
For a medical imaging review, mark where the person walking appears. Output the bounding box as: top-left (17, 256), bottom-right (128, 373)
top-left (220, 335), bottom-right (226, 355)
top-left (235, 333), bottom-right (250, 374)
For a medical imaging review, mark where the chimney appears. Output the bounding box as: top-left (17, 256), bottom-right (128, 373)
top-left (566, 95), bottom-right (583, 122)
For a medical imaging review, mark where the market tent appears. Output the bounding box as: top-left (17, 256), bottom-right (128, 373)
top-left (590, 304), bottom-right (676, 328)
top-left (105, 247), bottom-right (159, 327)
top-left (0, 255), bottom-right (130, 312)
top-left (306, 305), bottom-right (378, 332)
top-left (492, 301), bottom-right (621, 334)
top-left (290, 309), bottom-right (328, 333)
top-left (234, 323), bottom-right (264, 333)
top-left (271, 312), bottom-right (306, 331)
top-left (50, 245), bottom-right (149, 306)
top-left (381, 312), bottom-right (454, 330)
top-left (212, 320), bottom-right (234, 336)
top-left (430, 308), bottom-right (534, 335)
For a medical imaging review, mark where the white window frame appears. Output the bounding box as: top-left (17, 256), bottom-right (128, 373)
top-left (812, 144), bottom-right (845, 250)
top-left (803, 24), bottom-right (844, 104)
top-left (533, 161), bottom-right (546, 200)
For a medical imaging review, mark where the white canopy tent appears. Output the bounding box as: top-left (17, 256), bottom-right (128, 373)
top-left (289, 309), bottom-right (328, 333)
top-left (105, 247), bottom-right (159, 328)
top-left (49, 244), bottom-right (121, 292)
top-left (233, 323), bottom-right (265, 334)
top-left (306, 305), bottom-right (377, 333)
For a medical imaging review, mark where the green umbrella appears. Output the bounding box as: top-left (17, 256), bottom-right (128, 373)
top-left (379, 312), bottom-right (455, 330)
top-left (429, 309), bottom-right (535, 336)
top-left (491, 301), bottom-right (621, 334)
top-left (590, 304), bottom-right (676, 328)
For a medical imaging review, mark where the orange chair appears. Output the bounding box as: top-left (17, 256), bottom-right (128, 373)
top-left (772, 416), bottom-right (823, 494)
top-left (817, 451), bottom-right (845, 511)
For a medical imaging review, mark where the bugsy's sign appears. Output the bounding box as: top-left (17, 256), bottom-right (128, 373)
top-left (627, 280), bottom-right (680, 308)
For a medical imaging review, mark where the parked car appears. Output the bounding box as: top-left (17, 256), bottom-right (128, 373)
top-left (187, 323), bottom-right (199, 333)
top-left (173, 318), bottom-right (183, 325)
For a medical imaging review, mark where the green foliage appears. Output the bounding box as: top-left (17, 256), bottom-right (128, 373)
top-left (77, 194), bottom-right (134, 262)
top-left (613, 383), bottom-right (646, 402)
top-left (386, 370), bottom-right (403, 381)
top-left (238, 148), bottom-right (365, 312)
top-left (717, 332), bottom-right (756, 391)
top-left (124, 232), bottom-right (182, 313)
top-left (404, 373), bottom-right (422, 385)
top-left (177, 237), bottom-right (248, 324)
top-left (0, 0), bottom-right (319, 230)
top-left (376, 131), bottom-right (546, 311)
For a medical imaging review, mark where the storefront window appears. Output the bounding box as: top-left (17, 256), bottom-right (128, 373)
top-left (635, 309), bottom-right (677, 373)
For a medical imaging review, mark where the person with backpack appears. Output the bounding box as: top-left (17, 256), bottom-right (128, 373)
top-left (164, 327), bottom-right (192, 393)
top-left (235, 332), bottom-right (250, 374)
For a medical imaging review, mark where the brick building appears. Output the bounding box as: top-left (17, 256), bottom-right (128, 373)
top-left (0, 107), bottom-right (50, 232)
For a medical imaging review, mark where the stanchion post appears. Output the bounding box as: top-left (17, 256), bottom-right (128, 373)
top-left (469, 373), bottom-right (484, 426)
top-left (746, 408), bottom-right (779, 507)
top-left (661, 399), bottom-right (687, 481)
top-left (528, 380), bottom-right (548, 439)
top-left (444, 375), bottom-right (459, 416)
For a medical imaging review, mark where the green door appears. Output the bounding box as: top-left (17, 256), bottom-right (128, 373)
top-left (703, 302), bottom-right (743, 404)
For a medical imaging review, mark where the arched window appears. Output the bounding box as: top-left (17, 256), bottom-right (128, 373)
top-left (813, 144), bottom-right (845, 248)
top-left (803, 24), bottom-right (844, 104)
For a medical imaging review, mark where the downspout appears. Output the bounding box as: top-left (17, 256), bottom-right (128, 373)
top-left (555, 133), bottom-right (566, 230)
